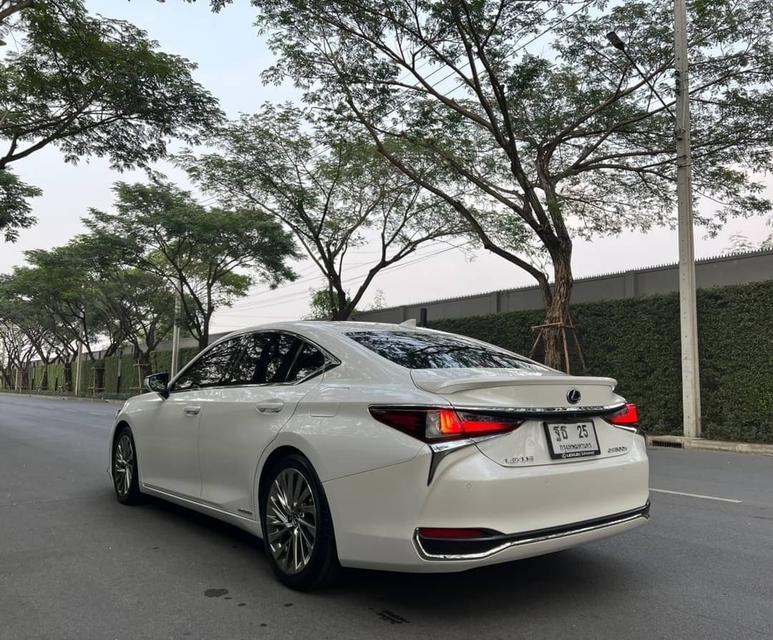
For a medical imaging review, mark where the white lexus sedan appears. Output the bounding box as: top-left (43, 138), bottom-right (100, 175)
top-left (110, 321), bottom-right (649, 590)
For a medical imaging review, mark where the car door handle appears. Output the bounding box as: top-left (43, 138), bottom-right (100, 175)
top-left (256, 400), bottom-right (284, 414)
top-left (183, 406), bottom-right (201, 416)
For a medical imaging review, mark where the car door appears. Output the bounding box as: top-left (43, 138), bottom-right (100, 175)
top-left (196, 331), bottom-right (330, 517)
top-left (140, 337), bottom-right (243, 499)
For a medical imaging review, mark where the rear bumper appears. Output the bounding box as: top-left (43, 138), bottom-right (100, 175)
top-left (324, 435), bottom-right (649, 572)
top-left (414, 501), bottom-right (650, 560)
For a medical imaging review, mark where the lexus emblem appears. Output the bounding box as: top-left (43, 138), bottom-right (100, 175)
top-left (567, 388), bottom-right (581, 404)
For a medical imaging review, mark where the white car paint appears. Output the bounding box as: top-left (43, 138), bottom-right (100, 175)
top-left (110, 320), bottom-right (649, 573)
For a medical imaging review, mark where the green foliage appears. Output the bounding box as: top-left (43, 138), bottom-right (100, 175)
top-left (232, 0), bottom-right (773, 366)
top-left (431, 281), bottom-right (773, 444)
top-left (2, 281), bottom-right (771, 442)
top-left (179, 102), bottom-right (461, 320)
top-left (305, 288), bottom-right (339, 320)
top-left (0, 169), bottom-right (41, 241)
top-left (0, 344), bottom-right (201, 397)
top-left (0, 0), bottom-right (222, 239)
top-left (83, 180), bottom-right (299, 348)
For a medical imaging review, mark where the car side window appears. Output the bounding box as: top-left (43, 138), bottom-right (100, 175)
top-left (235, 332), bottom-right (300, 385)
top-left (229, 333), bottom-right (273, 385)
top-left (286, 341), bottom-right (327, 383)
top-left (172, 338), bottom-right (244, 392)
top-left (262, 333), bottom-right (299, 383)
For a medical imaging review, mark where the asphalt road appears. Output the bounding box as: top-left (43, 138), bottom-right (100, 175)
top-left (1, 393), bottom-right (771, 640)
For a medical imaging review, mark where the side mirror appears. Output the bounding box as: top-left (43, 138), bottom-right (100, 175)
top-left (144, 372), bottom-right (170, 398)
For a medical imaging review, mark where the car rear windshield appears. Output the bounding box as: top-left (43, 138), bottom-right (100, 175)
top-left (346, 330), bottom-right (543, 370)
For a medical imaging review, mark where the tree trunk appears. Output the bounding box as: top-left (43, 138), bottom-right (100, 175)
top-left (137, 349), bottom-right (152, 381)
top-left (541, 247), bottom-right (574, 371)
top-left (63, 362), bottom-right (73, 392)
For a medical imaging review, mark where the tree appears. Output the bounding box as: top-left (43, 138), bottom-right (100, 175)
top-left (0, 170), bottom-right (40, 241)
top-left (84, 181), bottom-right (299, 350)
top-left (180, 103), bottom-right (462, 320)
top-left (305, 288), bottom-right (338, 320)
top-left (0, 0), bottom-right (222, 240)
top-left (0, 273), bottom-right (60, 380)
top-left (0, 236), bottom-right (179, 389)
top-left (72, 233), bottom-right (177, 368)
top-left (214, 0), bottom-right (773, 368)
top-left (0, 318), bottom-right (33, 389)
top-left (8, 241), bottom-right (122, 363)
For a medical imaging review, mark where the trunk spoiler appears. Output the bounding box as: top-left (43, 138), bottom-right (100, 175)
top-left (411, 372), bottom-right (617, 395)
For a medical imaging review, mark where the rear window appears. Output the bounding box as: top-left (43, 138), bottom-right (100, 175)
top-left (346, 330), bottom-right (544, 370)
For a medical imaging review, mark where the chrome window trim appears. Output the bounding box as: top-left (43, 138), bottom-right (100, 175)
top-left (168, 329), bottom-right (340, 394)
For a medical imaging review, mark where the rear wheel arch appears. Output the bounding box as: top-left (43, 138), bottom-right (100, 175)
top-left (257, 445), bottom-right (308, 515)
top-left (257, 447), bottom-right (340, 589)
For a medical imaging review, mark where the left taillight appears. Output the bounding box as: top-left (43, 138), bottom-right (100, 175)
top-left (608, 402), bottom-right (640, 426)
top-left (369, 407), bottom-right (522, 442)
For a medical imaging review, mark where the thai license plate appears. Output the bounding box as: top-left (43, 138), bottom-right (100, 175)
top-left (543, 421), bottom-right (600, 459)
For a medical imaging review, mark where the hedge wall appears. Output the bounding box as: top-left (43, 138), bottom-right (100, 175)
top-left (0, 347), bottom-right (200, 399)
top-left (2, 281), bottom-right (771, 443)
top-left (431, 280), bottom-right (773, 444)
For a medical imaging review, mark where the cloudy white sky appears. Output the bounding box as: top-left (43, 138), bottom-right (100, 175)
top-left (3, 0), bottom-right (770, 333)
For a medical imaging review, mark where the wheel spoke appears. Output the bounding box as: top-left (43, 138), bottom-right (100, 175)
top-left (266, 467), bottom-right (317, 575)
top-left (297, 518), bottom-right (316, 535)
top-left (113, 435), bottom-right (136, 497)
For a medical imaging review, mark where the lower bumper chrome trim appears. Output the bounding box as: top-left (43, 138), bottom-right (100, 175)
top-left (414, 501), bottom-right (651, 561)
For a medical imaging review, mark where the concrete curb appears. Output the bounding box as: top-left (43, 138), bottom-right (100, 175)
top-left (0, 391), bottom-right (125, 405)
top-left (647, 435), bottom-right (773, 456)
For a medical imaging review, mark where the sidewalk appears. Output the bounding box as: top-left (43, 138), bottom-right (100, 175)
top-left (647, 434), bottom-right (773, 456)
top-left (0, 391), bottom-right (126, 405)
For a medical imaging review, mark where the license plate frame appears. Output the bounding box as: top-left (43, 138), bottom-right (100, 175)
top-left (543, 420), bottom-right (601, 460)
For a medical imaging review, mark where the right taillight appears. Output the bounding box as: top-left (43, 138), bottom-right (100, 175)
top-left (608, 403), bottom-right (640, 426)
top-left (369, 407), bottom-right (522, 442)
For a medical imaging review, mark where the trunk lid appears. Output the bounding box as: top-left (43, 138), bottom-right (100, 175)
top-left (411, 368), bottom-right (634, 468)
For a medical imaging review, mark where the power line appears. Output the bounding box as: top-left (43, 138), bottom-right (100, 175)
top-left (306, 0), bottom-right (571, 161)
top-left (208, 4), bottom-right (592, 317)
top-left (221, 239), bottom-right (465, 311)
top-left (216, 240), bottom-right (472, 317)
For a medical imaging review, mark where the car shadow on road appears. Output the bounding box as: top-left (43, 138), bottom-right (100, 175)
top-left (134, 491), bottom-right (638, 621)
top-left (332, 548), bottom-right (636, 621)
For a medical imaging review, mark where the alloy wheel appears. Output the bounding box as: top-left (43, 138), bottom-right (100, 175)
top-left (266, 468), bottom-right (317, 575)
top-left (113, 433), bottom-right (134, 497)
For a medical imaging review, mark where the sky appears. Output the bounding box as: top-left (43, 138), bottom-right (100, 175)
top-left (2, 0), bottom-right (770, 334)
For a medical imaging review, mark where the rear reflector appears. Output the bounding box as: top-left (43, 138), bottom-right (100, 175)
top-left (608, 403), bottom-right (640, 426)
top-left (418, 528), bottom-right (494, 539)
top-left (369, 407), bottom-right (522, 442)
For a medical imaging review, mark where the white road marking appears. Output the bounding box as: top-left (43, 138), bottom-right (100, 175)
top-left (650, 488), bottom-right (743, 504)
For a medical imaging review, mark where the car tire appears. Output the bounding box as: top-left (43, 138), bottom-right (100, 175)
top-left (112, 427), bottom-right (142, 505)
top-left (261, 454), bottom-right (340, 590)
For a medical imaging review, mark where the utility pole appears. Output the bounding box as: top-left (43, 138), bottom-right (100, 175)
top-left (73, 340), bottom-right (83, 397)
top-left (170, 290), bottom-right (181, 378)
top-left (674, 0), bottom-right (701, 438)
top-left (606, 0), bottom-right (702, 439)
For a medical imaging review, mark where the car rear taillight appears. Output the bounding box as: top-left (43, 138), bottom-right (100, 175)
top-left (608, 403), bottom-right (640, 426)
top-left (369, 407), bottom-right (522, 442)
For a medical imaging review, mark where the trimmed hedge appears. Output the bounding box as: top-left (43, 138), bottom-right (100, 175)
top-left (2, 281), bottom-right (771, 443)
top-left (431, 280), bottom-right (773, 444)
top-left (0, 347), bottom-right (200, 399)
